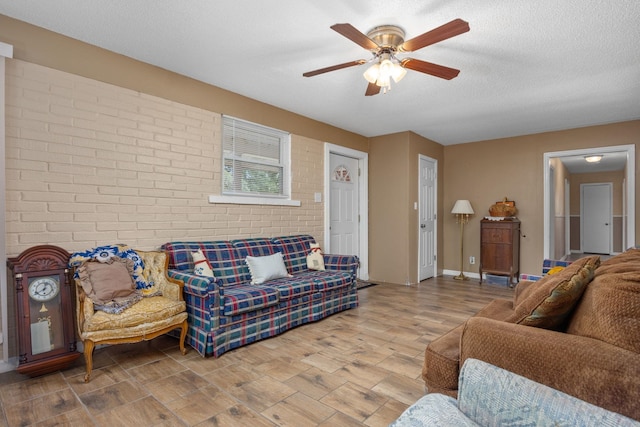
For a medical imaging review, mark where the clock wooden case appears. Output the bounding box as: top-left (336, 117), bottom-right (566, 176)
top-left (7, 245), bottom-right (80, 376)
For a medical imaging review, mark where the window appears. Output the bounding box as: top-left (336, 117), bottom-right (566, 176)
top-left (222, 116), bottom-right (290, 198)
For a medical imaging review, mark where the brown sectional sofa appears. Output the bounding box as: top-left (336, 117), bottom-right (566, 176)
top-left (421, 249), bottom-right (640, 421)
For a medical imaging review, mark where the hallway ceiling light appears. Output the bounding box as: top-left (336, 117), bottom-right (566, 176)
top-left (584, 155), bottom-right (603, 163)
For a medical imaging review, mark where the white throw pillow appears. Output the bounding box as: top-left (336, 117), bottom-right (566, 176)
top-left (245, 252), bottom-right (291, 284)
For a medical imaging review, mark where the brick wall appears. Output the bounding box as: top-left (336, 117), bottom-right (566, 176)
top-left (5, 59), bottom-right (324, 256)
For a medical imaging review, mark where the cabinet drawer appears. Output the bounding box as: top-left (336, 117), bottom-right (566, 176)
top-left (481, 228), bottom-right (512, 243)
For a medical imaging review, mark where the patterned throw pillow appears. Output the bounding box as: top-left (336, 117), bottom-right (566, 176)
top-left (245, 252), bottom-right (291, 284)
top-left (77, 257), bottom-right (142, 314)
top-left (191, 249), bottom-right (214, 277)
top-left (506, 255), bottom-right (600, 330)
top-left (306, 243), bottom-right (325, 271)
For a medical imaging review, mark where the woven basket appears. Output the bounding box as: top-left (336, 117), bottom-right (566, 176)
top-left (489, 200), bottom-right (517, 217)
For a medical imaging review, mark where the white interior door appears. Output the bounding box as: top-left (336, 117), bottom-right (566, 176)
top-left (581, 183), bottom-right (612, 254)
top-left (329, 153), bottom-right (359, 257)
top-left (419, 156), bottom-right (436, 281)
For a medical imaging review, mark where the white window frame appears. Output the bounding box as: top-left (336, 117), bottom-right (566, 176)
top-left (209, 116), bottom-right (300, 206)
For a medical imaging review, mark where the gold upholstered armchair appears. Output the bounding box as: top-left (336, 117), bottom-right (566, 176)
top-left (73, 249), bottom-right (188, 382)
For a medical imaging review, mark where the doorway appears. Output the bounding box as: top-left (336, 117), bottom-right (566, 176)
top-left (581, 183), bottom-right (613, 254)
top-left (324, 144), bottom-right (369, 280)
top-left (543, 144), bottom-right (635, 259)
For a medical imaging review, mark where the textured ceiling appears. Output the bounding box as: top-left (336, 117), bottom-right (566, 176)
top-left (0, 0), bottom-right (639, 148)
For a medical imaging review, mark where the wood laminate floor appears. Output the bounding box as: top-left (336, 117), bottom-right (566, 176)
top-left (0, 276), bottom-right (513, 426)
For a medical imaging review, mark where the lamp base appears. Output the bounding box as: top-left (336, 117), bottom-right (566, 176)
top-left (453, 273), bottom-right (469, 281)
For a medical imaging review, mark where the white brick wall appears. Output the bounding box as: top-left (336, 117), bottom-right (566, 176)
top-left (5, 59), bottom-right (325, 255)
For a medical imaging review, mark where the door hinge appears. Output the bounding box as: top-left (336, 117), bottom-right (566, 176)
top-left (358, 168), bottom-right (361, 177)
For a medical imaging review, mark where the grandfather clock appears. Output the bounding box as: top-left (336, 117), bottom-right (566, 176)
top-left (7, 245), bottom-right (80, 376)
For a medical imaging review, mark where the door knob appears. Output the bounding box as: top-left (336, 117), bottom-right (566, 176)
top-left (420, 224), bottom-right (426, 229)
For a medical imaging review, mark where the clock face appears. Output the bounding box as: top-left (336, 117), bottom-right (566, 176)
top-left (28, 277), bottom-right (60, 302)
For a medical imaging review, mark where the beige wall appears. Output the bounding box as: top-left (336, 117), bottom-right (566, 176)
top-left (443, 121), bottom-right (639, 277)
top-left (368, 131), bottom-right (444, 284)
top-left (0, 15), bottom-right (368, 152)
top-left (5, 59), bottom-right (331, 255)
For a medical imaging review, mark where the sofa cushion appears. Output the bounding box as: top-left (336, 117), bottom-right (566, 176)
top-left (258, 274), bottom-right (315, 301)
top-left (83, 295), bottom-right (186, 332)
top-left (222, 283), bottom-right (280, 315)
top-left (271, 235), bottom-right (317, 274)
top-left (232, 237), bottom-right (278, 259)
top-left (505, 255), bottom-right (599, 330)
top-left (566, 249), bottom-right (640, 353)
top-left (246, 252), bottom-right (290, 284)
top-left (163, 241), bottom-right (249, 285)
top-left (310, 271), bottom-right (354, 292)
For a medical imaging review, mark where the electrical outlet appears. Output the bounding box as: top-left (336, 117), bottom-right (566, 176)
top-left (469, 256), bottom-right (475, 265)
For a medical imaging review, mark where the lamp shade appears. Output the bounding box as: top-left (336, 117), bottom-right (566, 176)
top-left (451, 200), bottom-right (474, 215)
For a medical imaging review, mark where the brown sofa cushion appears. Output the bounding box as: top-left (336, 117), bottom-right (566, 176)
top-left (505, 255), bottom-right (600, 330)
top-left (567, 249), bottom-right (640, 353)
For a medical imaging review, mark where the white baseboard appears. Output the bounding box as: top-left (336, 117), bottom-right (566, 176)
top-left (441, 269), bottom-right (481, 280)
top-left (0, 358), bottom-right (17, 373)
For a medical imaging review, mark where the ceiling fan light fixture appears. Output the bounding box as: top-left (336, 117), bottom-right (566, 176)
top-left (363, 63), bottom-right (380, 84)
top-left (304, 19), bottom-right (469, 96)
top-left (391, 63), bottom-right (407, 83)
top-left (584, 155), bottom-right (603, 163)
top-left (363, 54), bottom-right (406, 91)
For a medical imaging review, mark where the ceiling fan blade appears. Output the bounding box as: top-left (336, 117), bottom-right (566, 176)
top-left (365, 82), bottom-right (381, 96)
top-left (331, 23), bottom-right (379, 50)
top-left (303, 60), bottom-right (366, 77)
top-left (398, 19), bottom-right (470, 52)
top-left (401, 58), bottom-right (460, 80)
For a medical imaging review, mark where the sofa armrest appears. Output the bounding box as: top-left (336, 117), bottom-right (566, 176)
top-left (323, 254), bottom-right (359, 277)
top-left (460, 317), bottom-right (640, 421)
top-left (167, 270), bottom-right (217, 296)
top-left (457, 359), bottom-right (639, 426)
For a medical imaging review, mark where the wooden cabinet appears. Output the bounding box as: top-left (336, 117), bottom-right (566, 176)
top-left (480, 219), bottom-right (520, 285)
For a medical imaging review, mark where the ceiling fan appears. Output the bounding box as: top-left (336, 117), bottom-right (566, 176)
top-left (303, 19), bottom-right (470, 96)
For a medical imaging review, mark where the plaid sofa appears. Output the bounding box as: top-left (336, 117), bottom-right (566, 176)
top-left (162, 235), bottom-right (359, 357)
